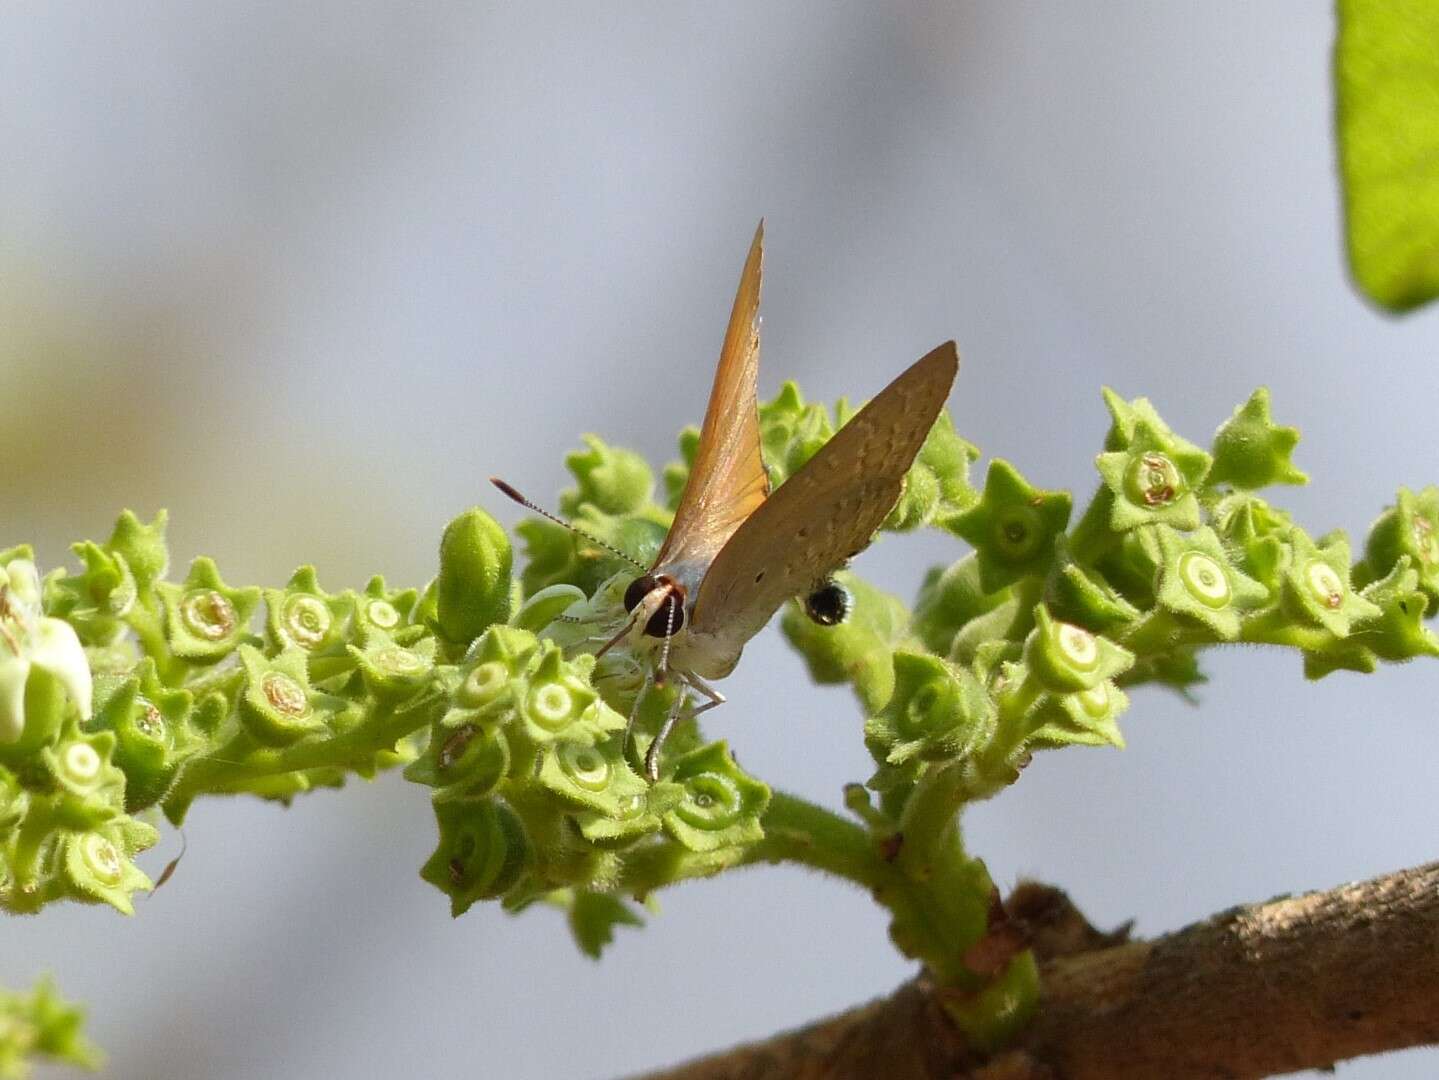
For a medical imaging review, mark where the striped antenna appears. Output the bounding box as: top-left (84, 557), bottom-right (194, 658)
top-left (489, 477), bottom-right (647, 571)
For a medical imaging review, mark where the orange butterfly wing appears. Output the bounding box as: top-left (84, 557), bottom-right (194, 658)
top-left (654, 221), bottom-right (770, 574)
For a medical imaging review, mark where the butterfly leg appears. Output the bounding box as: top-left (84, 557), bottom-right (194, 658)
top-left (644, 688), bottom-right (687, 783)
top-left (621, 670), bottom-right (653, 766)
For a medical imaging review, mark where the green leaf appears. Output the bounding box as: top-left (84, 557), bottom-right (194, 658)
top-left (1337, 0), bottom-right (1439, 311)
top-left (566, 890), bottom-right (645, 959)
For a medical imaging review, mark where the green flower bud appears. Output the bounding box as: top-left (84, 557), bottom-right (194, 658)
top-left (515, 644), bottom-right (619, 747)
top-left (419, 798), bottom-right (531, 915)
top-left (512, 583), bottom-right (587, 634)
top-left (48, 543), bottom-right (137, 645)
top-left (105, 509), bottom-right (169, 593)
top-left (351, 575), bottom-right (421, 639)
top-left (38, 726), bottom-right (126, 829)
top-left (1095, 418), bottom-right (1211, 532)
top-left (537, 738), bottom-right (650, 818)
top-left (60, 817), bottom-right (158, 915)
top-left (865, 652), bottom-right (992, 766)
top-left (350, 631), bottom-right (436, 703)
top-left (660, 741), bottom-right (770, 853)
top-left (1207, 389), bottom-right (1308, 490)
top-left (951, 460), bottom-right (1071, 592)
top-left (264, 567), bottom-right (352, 654)
top-left (1045, 544), bottom-right (1143, 634)
top-left (1303, 558), bottom-right (1439, 678)
top-left (575, 780), bottom-right (682, 848)
top-left (897, 410), bottom-right (979, 532)
top-left (436, 508), bottom-right (513, 647)
top-left (1023, 605), bottom-right (1134, 694)
top-left (404, 722), bottom-right (511, 801)
top-left (1152, 526), bottom-right (1269, 640)
top-left (757, 382), bottom-right (836, 487)
top-left (0, 976), bottom-right (104, 1075)
top-left (1359, 485), bottom-right (1439, 605)
top-left (560, 435), bottom-right (655, 516)
top-left (565, 889), bottom-right (646, 959)
top-left (1100, 388), bottom-right (1207, 457)
top-left (911, 556), bottom-right (1011, 657)
top-left (238, 645), bottom-right (328, 745)
top-left (1025, 678), bottom-right (1129, 750)
top-left (781, 573), bottom-right (908, 714)
top-left (1279, 529), bottom-right (1379, 638)
top-left (157, 558), bottom-right (259, 663)
top-left (88, 660), bottom-right (198, 812)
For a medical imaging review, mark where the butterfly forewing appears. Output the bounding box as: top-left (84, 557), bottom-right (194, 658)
top-left (686, 341), bottom-right (959, 659)
top-left (655, 221), bottom-right (771, 574)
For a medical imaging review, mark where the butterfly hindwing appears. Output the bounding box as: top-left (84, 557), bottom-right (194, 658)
top-left (686, 340), bottom-right (958, 653)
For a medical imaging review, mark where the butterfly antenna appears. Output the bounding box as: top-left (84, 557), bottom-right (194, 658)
top-left (654, 594), bottom-right (678, 688)
top-left (490, 478), bottom-right (647, 571)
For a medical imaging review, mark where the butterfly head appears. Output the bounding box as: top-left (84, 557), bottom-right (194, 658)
top-left (623, 573), bottom-right (687, 638)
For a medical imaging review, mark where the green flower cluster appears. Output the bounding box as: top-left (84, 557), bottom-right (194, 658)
top-left (406, 622), bottom-right (770, 933)
top-left (0, 976), bottom-right (101, 1079)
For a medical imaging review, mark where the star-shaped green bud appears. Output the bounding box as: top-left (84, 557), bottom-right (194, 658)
top-left (237, 645), bottom-right (330, 745)
top-left (404, 722), bottom-right (511, 801)
top-left (49, 542), bottom-right (137, 645)
top-left (952, 460), bottom-right (1071, 592)
top-left (537, 738), bottom-right (651, 818)
top-left (0, 976), bottom-right (104, 1074)
top-left (419, 798), bottom-right (531, 915)
top-left (89, 659), bottom-right (199, 812)
top-left (264, 566), bottom-right (352, 655)
top-left (864, 652), bottom-right (993, 766)
top-left (1279, 529), bottom-right (1380, 638)
top-left (1045, 543), bottom-right (1143, 634)
top-left (157, 558), bottom-right (259, 663)
top-left (781, 573), bottom-right (909, 714)
top-left (1022, 605), bottom-right (1134, 694)
top-left (660, 742), bottom-right (770, 853)
top-left (757, 381), bottom-right (837, 488)
top-left (104, 509), bottom-right (169, 594)
top-left (886, 411), bottom-right (980, 532)
top-left (560, 435), bottom-right (655, 517)
top-left (1095, 421), bottom-right (1211, 532)
top-left (40, 724), bottom-right (127, 829)
top-left (1207, 389), bottom-right (1308, 490)
top-left (60, 817), bottom-right (158, 915)
top-left (349, 630), bottom-right (437, 703)
top-left (1152, 526), bottom-right (1270, 640)
top-left (515, 644), bottom-right (619, 751)
top-left (1360, 485), bottom-right (1439, 606)
top-left (452, 624), bottom-right (539, 718)
top-left (1100, 388), bottom-right (1208, 457)
top-left (576, 779), bottom-right (682, 849)
top-left (1303, 558), bottom-right (1439, 678)
top-left (1025, 679), bottom-right (1130, 751)
top-left (351, 575), bottom-right (421, 640)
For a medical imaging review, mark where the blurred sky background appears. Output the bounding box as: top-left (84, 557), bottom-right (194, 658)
top-left (3, 4), bottom-right (1436, 1079)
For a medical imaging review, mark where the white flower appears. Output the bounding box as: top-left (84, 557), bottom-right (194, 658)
top-left (0, 559), bottom-right (93, 742)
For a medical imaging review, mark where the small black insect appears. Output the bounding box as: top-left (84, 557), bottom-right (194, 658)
top-left (803, 578), bottom-right (851, 627)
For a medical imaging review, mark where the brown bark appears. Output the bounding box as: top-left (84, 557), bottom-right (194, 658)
top-left (636, 862), bottom-right (1439, 1080)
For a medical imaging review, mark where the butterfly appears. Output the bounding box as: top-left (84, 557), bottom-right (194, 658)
top-left (496, 222), bottom-right (958, 779)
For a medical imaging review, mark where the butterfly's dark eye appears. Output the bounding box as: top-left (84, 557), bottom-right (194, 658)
top-left (642, 592), bottom-right (686, 638)
top-left (624, 574), bottom-right (660, 613)
top-left (803, 580), bottom-right (851, 627)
